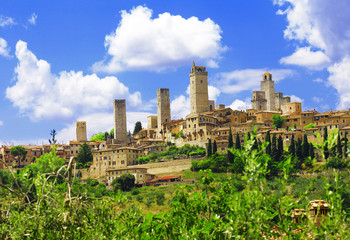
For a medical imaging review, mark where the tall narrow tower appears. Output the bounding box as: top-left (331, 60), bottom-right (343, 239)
top-left (76, 121), bottom-right (87, 142)
top-left (260, 72), bottom-right (275, 111)
top-left (157, 88), bottom-right (171, 138)
top-left (190, 61), bottom-right (209, 114)
top-left (114, 99), bottom-right (127, 144)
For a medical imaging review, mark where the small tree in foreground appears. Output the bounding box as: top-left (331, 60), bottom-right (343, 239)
top-left (112, 173), bottom-right (135, 192)
top-left (10, 146), bottom-right (27, 168)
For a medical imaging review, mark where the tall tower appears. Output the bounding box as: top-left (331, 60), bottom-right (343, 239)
top-left (190, 61), bottom-right (209, 114)
top-left (114, 99), bottom-right (127, 144)
top-left (157, 88), bottom-right (171, 138)
top-left (76, 121), bottom-right (87, 142)
top-left (260, 72), bottom-right (275, 111)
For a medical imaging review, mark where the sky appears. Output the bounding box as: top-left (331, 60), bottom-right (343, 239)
top-left (0, 0), bottom-right (350, 145)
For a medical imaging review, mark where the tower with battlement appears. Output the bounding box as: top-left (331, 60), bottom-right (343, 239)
top-left (76, 121), bottom-right (87, 142)
top-left (157, 88), bottom-right (171, 138)
top-left (260, 72), bottom-right (275, 111)
top-left (114, 99), bottom-right (127, 144)
top-left (190, 61), bottom-right (209, 114)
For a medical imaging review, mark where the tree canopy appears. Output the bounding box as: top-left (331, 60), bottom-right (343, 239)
top-left (272, 114), bottom-right (285, 129)
top-left (133, 121), bottom-right (143, 135)
top-left (112, 173), bottom-right (135, 192)
top-left (10, 146), bottom-right (28, 167)
top-left (76, 143), bottom-right (93, 168)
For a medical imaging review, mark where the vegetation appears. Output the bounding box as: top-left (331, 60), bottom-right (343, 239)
top-left (272, 114), bottom-right (285, 129)
top-left (304, 122), bottom-right (315, 129)
top-left (10, 146), bottom-right (27, 168)
top-left (75, 143), bottom-right (93, 168)
top-left (133, 121), bottom-right (142, 135)
top-left (48, 129), bottom-right (57, 144)
top-left (90, 132), bottom-right (106, 141)
top-left (112, 173), bottom-right (135, 192)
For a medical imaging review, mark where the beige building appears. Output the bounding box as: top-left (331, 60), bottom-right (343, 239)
top-left (190, 62), bottom-right (209, 114)
top-left (106, 166), bottom-right (155, 186)
top-left (114, 99), bottom-right (127, 144)
top-left (157, 88), bottom-right (171, 139)
top-left (281, 102), bottom-right (302, 115)
top-left (147, 115), bottom-right (158, 129)
top-left (76, 121), bottom-right (87, 142)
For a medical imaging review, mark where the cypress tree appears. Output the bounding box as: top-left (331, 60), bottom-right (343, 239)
top-left (277, 135), bottom-right (283, 162)
top-left (324, 127), bottom-right (329, 159)
top-left (265, 131), bottom-right (271, 155)
top-left (207, 138), bottom-right (212, 157)
top-left (302, 134), bottom-right (309, 159)
top-left (289, 134), bottom-right (295, 157)
top-left (235, 133), bottom-right (241, 150)
top-left (337, 133), bottom-right (342, 157)
top-left (247, 132), bottom-right (251, 140)
top-left (344, 133), bottom-right (348, 158)
top-left (309, 142), bottom-right (315, 160)
top-left (296, 138), bottom-right (302, 160)
top-left (228, 128), bottom-right (233, 148)
top-left (271, 133), bottom-right (277, 160)
top-left (213, 140), bottom-right (218, 154)
top-left (252, 137), bottom-right (258, 150)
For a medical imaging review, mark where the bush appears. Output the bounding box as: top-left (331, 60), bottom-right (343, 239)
top-left (326, 157), bottom-right (348, 169)
top-left (112, 174), bottom-right (135, 192)
top-left (131, 188), bottom-right (140, 195)
top-left (155, 192), bottom-right (165, 205)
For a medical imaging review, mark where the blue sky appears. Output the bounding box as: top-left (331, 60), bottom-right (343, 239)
top-left (0, 0), bottom-right (349, 144)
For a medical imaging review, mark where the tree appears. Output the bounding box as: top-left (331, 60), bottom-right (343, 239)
top-left (213, 140), bottom-right (217, 154)
top-left (235, 133), bottom-right (241, 150)
top-left (90, 132), bottom-right (105, 141)
top-left (309, 143), bottom-right (315, 160)
top-left (344, 133), bottom-right (348, 158)
top-left (228, 128), bottom-right (233, 148)
top-left (304, 123), bottom-right (315, 130)
top-left (324, 127), bottom-right (329, 159)
top-left (265, 131), bottom-right (271, 155)
top-left (76, 143), bottom-right (93, 168)
top-left (296, 138), bottom-right (302, 160)
top-left (337, 133), bottom-right (343, 157)
top-left (133, 121), bottom-right (142, 135)
top-left (207, 139), bottom-right (212, 157)
top-left (10, 146), bottom-right (27, 168)
top-left (227, 129), bottom-right (235, 164)
top-left (289, 134), bottom-right (295, 157)
top-left (109, 128), bottom-right (114, 139)
top-left (277, 135), bottom-right (283, 162)
top-left (272, 114), bottom-right (285, 129)
top-left (302, 134), bottom-right (309, 159)
top-left (112, 173), bottom-right (135, 192)
top-left (49, 129), bottom-right (57, 144)
top-left (104, 132), bottom-right (109, 141)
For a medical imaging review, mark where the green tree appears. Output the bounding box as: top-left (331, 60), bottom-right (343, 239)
top-left (344, 133), bottom-right (348, 158)
top-left (265, 131), bottom-right (271, 155)
top-left (213, 140), bottom-right (217, 154)
top-left (49, 129), bottom-right (57, 144)
top-left (207, 138), bottom-right (212, 157)
top-left (277, 135), bottom-right (283, 162)
top-left (133, 121), bottom-right (142, 135)
top-left (112, 173), bottom-right (135, 192)
top-left (10, 146), bottom-right (28, 168)
top-left (235, 133), bottom-right (241, 150)
top-left (227, 128), bottom-right (234, 164)
top-left (289, 134), bottom-right (295, 157)
top-left (304, 123), bottom-right (315, 130)
top-left (228, 128), bottom-right (233, 148)
top-left (296, 138), bottom-right (302, 160)
top-left (309, 142), bottom-right (315, 160)
top-left (109, 128), bottom-right (114, 139)
top-left (337, 133), bottom-right (343, 157)
top-left (90, 132), bottom-right (105, 141)
top-left (271, 133), bottom-right (277, 159)
top-left (302, 134), bottom-right (309, 159)
top-left (272, 114), bottom-right (285, 129)
top-left (76, 143), bottom-right (93, 168)
top-left (324, 127), bottom-right (329, 159)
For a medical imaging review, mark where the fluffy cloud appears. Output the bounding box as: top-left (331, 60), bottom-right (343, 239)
top-left (312, 97), bottom-right (322, 103)
top-left (289, 95), bottom-right (304, 103)
top-left (171, 95), bottom-right (190, 120)
top-left (217, 68), bottom-right (294, 94)
top-left (92, 6), bottom-right (226, 73)
top-left (0, 15), bottom-right (16, 27)
top-left (275, 0), bottom-right (350, 108)
top-left (0, 38), bottom-right (10, 57)
top-left (28, 13), bottom-right (37, 25)
top-left (228, 99), bottom-right (251, 111)
top-left (6, 40), bottom-right (145, 122)
top-left (0, 120), bottom-right (3, 126)
top-left (280, 47), bottom-right (330, 69)
top-left (208, 85), bottom-right (220, 101)
top-left (57, 111), bottom-right (153, 143)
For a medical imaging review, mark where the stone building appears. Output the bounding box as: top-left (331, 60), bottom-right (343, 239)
top-left (106, 166), bottom-right (155, 186)
top-left (113, 99), bottom-right (127, 144)
top-left (76, 121), bottom-right (87, 142)
top-left (190, 61), bottom-right (209, 114)
top-left (147, 115), bottom-right (158, 129)
top-left (157, 88), bottom-right (171, 139)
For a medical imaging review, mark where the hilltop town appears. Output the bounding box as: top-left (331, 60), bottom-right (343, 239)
top-left (1, 62), bottom-right (349, 185)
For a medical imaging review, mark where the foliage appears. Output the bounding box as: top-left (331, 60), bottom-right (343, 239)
top-left (304, 123), bottom-right (315, 130)
top-left (272, 114), bottom-right (285, 128)
top-left (90, 132), bottom-right (105, 141)
top-left (49, 129), bottom-right (57, 144)
top-left (325, 157), bottom-right (348, 170)
top-left (76, 143), bottom-right (93, 168)
top-left (133, 121), bottom-right (143, 135)
top-left (10, 146), bottom-right (27, 167)
top-left (175, 131), bottom-right (183, 139)
top-left (112, 173), bottom-right (135, 192)
top-left (207, 138), bottom-right (212, 157)
top-left (212, 140), bottom-right (217, 153)
top-left (235, 133), bottom-right (241, 150)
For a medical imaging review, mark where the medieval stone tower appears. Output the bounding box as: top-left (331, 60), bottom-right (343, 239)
top-left (157, 88), bottom-right (171, 138)
top-left (113, 99), bottom-right (127, 144)
top-left (190, 61), bottom-right (209, 114)
top-left (76, 121), bottom-right (87, 142)
top-left (260, 72), bottom-right (275, 111)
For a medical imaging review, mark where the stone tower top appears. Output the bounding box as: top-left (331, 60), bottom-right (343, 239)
top-left (190, 62), bottom-right (207, 75)
top-left (262, 72), bottom-right (272, 81)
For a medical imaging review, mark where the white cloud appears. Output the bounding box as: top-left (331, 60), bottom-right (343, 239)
top-left (0, 15), bottom-right (16, 27)
top-left (289, 95), bottom-right (303, 103)
top-left (28, 13), bottom-right (37, 25)
top-left (0, 120), bottom-right (3, 126)
top-left (6, 40), bottom-right (145, 122)
top-left (92, 6), bottom-right (226, 73)
top-left (57, 111), bottom-right (153, 143)
top-left (312, 97), bottom-right (322, 103)
top-left (171, 95), bottom-right (190, 120)
top-left (0, 38), bottom-right (10, 57)
top-left (208, 85), bottom-right (220, 101)
top-left (328, 56), bottom-right (350, 109)
top-left (217, 68), bottom-right (294, 94)
top-left (280, 47), bottom-right (330, 69)
top-left (228, 99), bottom-right (251, 111)
top-left (313, 78), bottom-right (323, 83)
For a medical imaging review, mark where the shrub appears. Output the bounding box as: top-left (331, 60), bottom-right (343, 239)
top-left (325, 157), bottom-right (348, 169)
